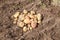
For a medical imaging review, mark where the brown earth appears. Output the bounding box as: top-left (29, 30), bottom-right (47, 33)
top-left (0, 0), bottom-right (60, 40)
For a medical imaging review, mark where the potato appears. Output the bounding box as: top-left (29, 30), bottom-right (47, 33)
top-left (31, 21), bottom-right (37, 28)
top-left (37, 13), bottom-right (41, 21)
top-left (29, 14), bottom-right (35, 18)
top-left (28, 24), bottom-right (31, 27)
top-left (29, 27), bottom-right (33, 30)
top-left (23, 9), bottom-right (28, 14)
top-left (30, 11), bottom-right (35, 14)
top-left (30, 19), bottom-right (33, 22)
top-left (23, 26), bottom-right (28, 32)
top-left (24, 16), bottom-right (30, 24)
top-left (14, 18), bottom-right (17, 21)
top-left (19, 14), bottom-right (25, 21)
top-left (13, 21), bottom-right (16, 24)
top-left (24, 19), bottom-right (30, 24)
top-left (34, 18), bottom-right (37, 23)
top-left (17, 21), bottom-right (24, 27)
top-left (38, 20), bottom-right (41, 23)
top-left (13, 12), bottom-right (20, 18)
top-left (25, 15), bottom-right (29, 19)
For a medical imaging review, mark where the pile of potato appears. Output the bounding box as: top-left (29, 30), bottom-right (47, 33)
top-left (11, 10), bottom-right (41, 32)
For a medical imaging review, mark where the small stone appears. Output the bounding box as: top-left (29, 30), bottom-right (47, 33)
top-left (30, 11), bottom-right (35, 14)
top-left (17, 21), bottom-right (24, 27)
top-left (23, 9), bottom-right (28, 14)
top-left (23, 26), bottom-right (28, 32)
top-left (13, 12), bottom-right (20, 18)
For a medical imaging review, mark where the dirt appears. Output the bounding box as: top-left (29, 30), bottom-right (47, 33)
top-left (0, 0), bottom-right (60, 40)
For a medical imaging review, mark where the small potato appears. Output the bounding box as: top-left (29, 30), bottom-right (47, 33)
top-left (13, 12), bottom-right (20, 18)
top-left (34, 15), bottom-right (37, 17)
top-left (31, 21), bottom-right (37, 28)
top-left (30, 19), bottom-right (33, 22)
top-left (29, 27), bottom-right (33, 30)
top-left (30, 11), bottom-right (35, 15)
top-left (38, 20), bottom-right (41, 23)
top-left (34, 18), bottom-right (37, 23)
top-left (29, 14), bottom-right (35, 18)
top-left (25, 15), bottom-right (29, 19)
top-left (23, 9), bottom-right (27, 14)
top-left (24, 17), bottom-right (30, 24)
top-left (17, 21), bottom-right (24, 27)
top-left (28, 13), bottom-right (34, 18)
top-left (19, 14), bottom-right (25, 21)
top-left (23, 26), bottom-right (28, 32)
top-left (27, 24), bottom-right (31, 30)
top-left (13, 20), bottom-right (17, 24)
top-left (14, 18), bottom-right (18, 21)
top-left (28, 24), bottom-right (31, 27)
top-left (27, 13), bottom-right (30, 17)
top-left (37, 13), bottom-right (41, 21)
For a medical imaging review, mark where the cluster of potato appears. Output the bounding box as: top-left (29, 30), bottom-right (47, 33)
top-left (12, 10), bottom-right (41, 32)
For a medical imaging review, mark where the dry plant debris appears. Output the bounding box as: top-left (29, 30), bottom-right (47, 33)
top-left (11, 10), bottom-right (42, 32)
top-left (52, 0), bottom-right (60, 6)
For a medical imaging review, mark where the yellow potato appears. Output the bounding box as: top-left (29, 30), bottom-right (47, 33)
top-left (23, 9), bottom-right (28, 14)
top-left (24, 16), bottom-right (30, 24)
top-left (29, 14), bottom-right (35, 18)
top-left (23, 26), bottom-right (28, 32)
top-left (30, 19), bottom-right (33, 22)
top-left (34, 18), bottom-right (37, 23)
top-left (29, 27), bottom-right (33, 30)
top-left (31, 21), bottom-right (37, 28)
top-left (19, 14), bottom-right (25, 21)
top-left (34, 15), bottom-right (37, 17)
top-left (38, 20), bottom-right (41, 23)
top-left (24, 19), bottom-right (30, 24)
top-left (27, 24), bottom-right (31, 30)
top-left (28, 24), bottom-right (31, 27)
top-left (13, 20), bottom-right (17, 24)
top-left (14, 18), bottom-right (17, 21)
top-left (25, 15), bottom-right (29, 19)
top-left (30, 11), bottom-right (35, 14)
top-left (37, 13), bottom-right (41, 21)
top-left (13, 12), bottom-right (20, 18)
top-left (17, 21), bottom-right (24, 27)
